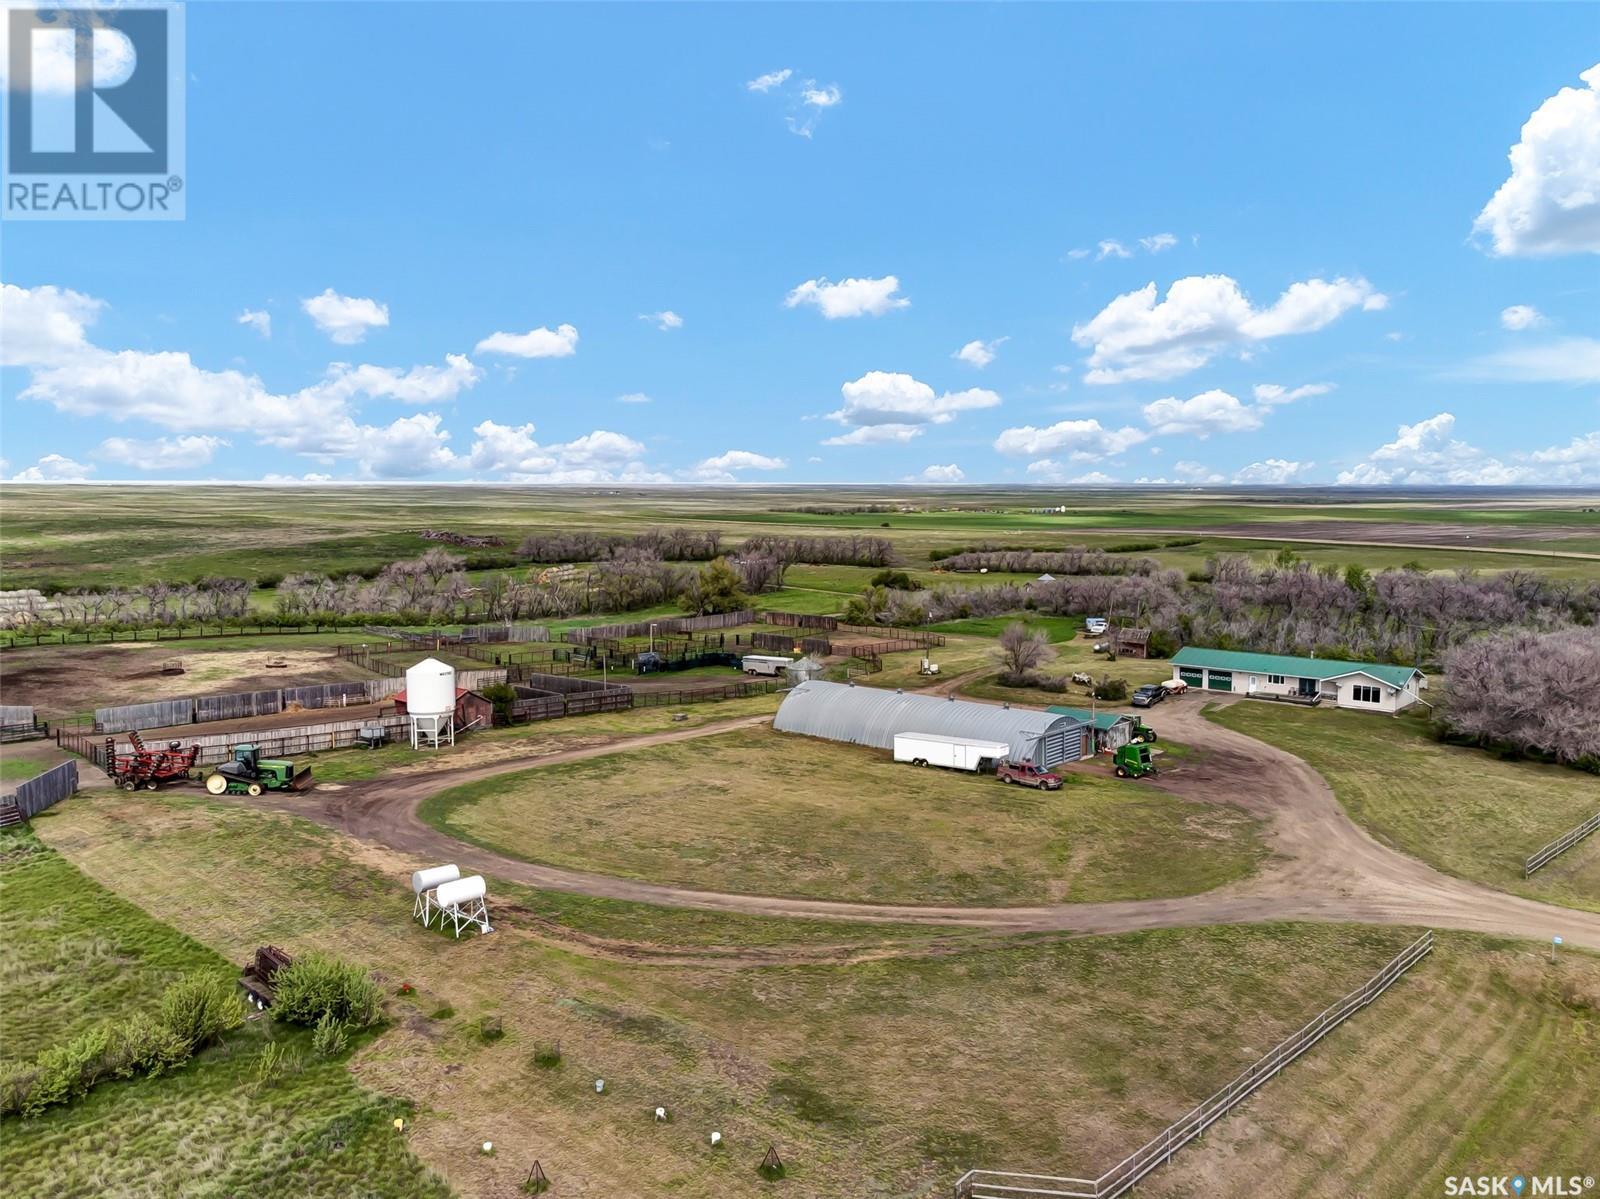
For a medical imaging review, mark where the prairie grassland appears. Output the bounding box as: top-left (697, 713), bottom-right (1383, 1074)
top-left (33, 791), bottom-right (1576, 1199)
top-left (1208, 703), bottom-right (1600, 913)
top-left (419, 724), bottom-right (1266, 905)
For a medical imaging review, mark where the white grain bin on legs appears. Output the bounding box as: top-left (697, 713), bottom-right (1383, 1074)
top-left (405, 657), bottom-right (457, 749)
top-left (433, 874), bottom-right (492, 938)
top-left (411, 863), bottom-right (460, 922)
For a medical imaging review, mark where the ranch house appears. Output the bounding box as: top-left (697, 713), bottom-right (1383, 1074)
top-left (1169, 647), bottom-right (1426, 714)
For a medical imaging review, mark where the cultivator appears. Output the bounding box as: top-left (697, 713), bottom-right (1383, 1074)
top-left (104, 729), bottom-right (201, 792)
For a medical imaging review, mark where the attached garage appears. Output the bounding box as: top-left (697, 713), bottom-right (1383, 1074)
top-left (1169, 647), bottom-right (1426, 714)
top-left (774, 680), bottom-right (1087, 768)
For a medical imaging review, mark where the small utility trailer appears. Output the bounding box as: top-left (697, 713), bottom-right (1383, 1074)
top-left (741, 654), bottom-right (793, 677)
top-left (893, 732), bottom-right (1012, 772)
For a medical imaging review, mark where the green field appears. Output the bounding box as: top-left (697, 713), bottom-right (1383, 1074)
top-left (419, 725), bottom-right (1266, 905)
top-left (1207, 703), bottom-right (1600, 912)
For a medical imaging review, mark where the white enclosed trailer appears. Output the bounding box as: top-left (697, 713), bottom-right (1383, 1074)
top-left (742, 654), bottom-right (793, 676)
top-left (893, 732), bottom-right (1012, 772)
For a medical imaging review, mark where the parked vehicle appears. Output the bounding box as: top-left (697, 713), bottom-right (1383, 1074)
top-left (1160, 679), bottom-right (1189, 695)
top-left (1113, 744), bottom-right (1159, 779)
top-left (1130, 684), bottom-right (1166, 708)
top-left (1085, 617), bottom-right (1109, 635)
top-left (996, 759), bottom-right (1064, 790)
top-left (105, 730), bottom-right (200, 792)
top-left (203, 744), bottom-right (313, 797)
top-left (1131, 720), bottom-right (1158, 743)
top-left (741, 654), bottom-right (792, 677)
top-left (894, 733), bottom-right (1011, 772)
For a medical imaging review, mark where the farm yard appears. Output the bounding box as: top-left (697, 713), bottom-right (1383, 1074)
top-left (1, 484), bottom-right (1597, 1199)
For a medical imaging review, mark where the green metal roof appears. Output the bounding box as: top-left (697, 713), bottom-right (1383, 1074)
top-left (1047, 706), bottom-right (1134, 730)
top-left (1169, 646), bottom-right (1422, 688)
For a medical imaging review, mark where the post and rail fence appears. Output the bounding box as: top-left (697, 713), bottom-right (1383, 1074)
top-left (953, 931), bottom-right (1436, 1199)
top-left (1524, 811), bottom-right (1600, 877)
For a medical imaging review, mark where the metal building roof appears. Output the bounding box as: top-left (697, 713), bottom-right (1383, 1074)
top-left (1170, 646), bottom-right (1422, 688)
top-left (774, 680), bottom-right (1084, 763)
top-left (1047, 706), bottom-right (1135, 731)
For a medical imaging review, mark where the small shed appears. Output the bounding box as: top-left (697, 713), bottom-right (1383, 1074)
top-left (1110, 626), bottom-right (1151, 659)
top-left (1047, 706), bottom-right (1136, 754)
top-left (393, 687), bottom-right (495, 732)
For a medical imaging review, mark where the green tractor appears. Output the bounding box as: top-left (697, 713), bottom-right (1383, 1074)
top-left (1131, 720), bottom-right (1158, 744)
top-left (203, 744), bottom-right (313, 797)
top-left (1113, 743), bottom-right (1159, 779)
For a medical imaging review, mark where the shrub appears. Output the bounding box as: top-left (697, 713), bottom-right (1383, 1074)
top-left (159, 972), bottom-right (246, 1051)
top-left (253, 1041), bottom-right (302, 1091)
top-left (27, 1026), bottom-right (110, 1115)
top-left (106, 1012), bottom-right (189, 1079)
top-left (311, 1013), bottom-right (350, 1058)
top-left (272, 953), bottom-right (384, 1029)
top-left (1092, 676), bottom-right (1128, 702)
top-left (869, 569), bottom-right (916, 590)
top-left (0, 1061), bottom-right (38, 1118)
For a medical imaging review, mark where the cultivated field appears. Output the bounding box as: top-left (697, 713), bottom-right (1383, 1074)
top-left (419, 725), bottom-right (1265, 905)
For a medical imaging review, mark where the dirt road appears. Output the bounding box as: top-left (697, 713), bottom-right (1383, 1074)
top-left (229, 702), bottom-right (1600, 951)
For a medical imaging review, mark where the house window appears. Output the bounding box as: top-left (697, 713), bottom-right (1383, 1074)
top-left (1268, 674), bottom-right (1286, 685)
top-left (1351, 684), bottom-right (1381, 704)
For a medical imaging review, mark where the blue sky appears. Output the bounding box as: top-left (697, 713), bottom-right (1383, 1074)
top-left (2, 2), bottom-right (1597, 485)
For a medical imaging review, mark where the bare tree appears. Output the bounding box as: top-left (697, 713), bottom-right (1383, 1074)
top-left (994, 621), bottom-right (1056, 679)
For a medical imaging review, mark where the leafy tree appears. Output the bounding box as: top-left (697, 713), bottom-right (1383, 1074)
top-left (681, 557), bottom-right (749, 615)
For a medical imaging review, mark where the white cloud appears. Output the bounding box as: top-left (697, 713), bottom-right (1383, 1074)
top-left (1460, 336), bottom-right (1600, 383)
top-left (237, 309), bottom-right (271, 338)
top-left (617, 392), bottom-right (652, 404)
top-left (1234, 458), bottom-right (1312, 484)
top-left (746, 68), bottom-right (793, 93)
top-left (822, 424), bottom-right (922, 446)
top-left (1073, 273), bottom-right (1386, 383)
top-left (6, 453), bottom-right (94, 482)
top-left (684, 449), bottom-right (787, 481)
top-left (1065, 248), bottom-right (1092, 261)
top-left (1140, 233), bottom-right (1178, 254)
top-left (639, 310), bottom-right (683, 331)
top-left (1473, 64), bottom-right (1600, 257)
top-left (1330, 412), bottom-right (1600, 485)
top-left (301, 289), bottom-right (389, 344)
top-left (474, 323), bottom-right (579, 358)
top-left (0, 19), bottom-right (135, 94)
top-left (1143, 389), bottom-right (1261, 437)
top-left (801, 83), bottom-right (842, 108)
top-left (953, 337), bottom-right (1007, 368)
top-left (1499, 304), bottom-right (1545, 331)
top-left (97, 434), bottom-right (229, 470)
top-left (314, 354), bottom-right (481, 405)
top-left (829, 370), bottom-right (1001, 430)
top-left (785, 275), bottom-right (909, 319)
top-left (465, 421), bottom-right (668, 483)
top-left (1026, 461), bottom-right (1119, 484)
top-left (260, 473), bottom-right (334, 484)
top-left (907, 463), bottom-right (965, 483)
top-left (1096, 239), bottom-right (1133, 260)
top-left (356, 413), bottom-right (457, 478)
top-left (1252, 381), bottom-right (1334, 407)
top-left (994, 418), bottom-right (1147, 460)
top-left (0, 283), bottom-right (103, 367)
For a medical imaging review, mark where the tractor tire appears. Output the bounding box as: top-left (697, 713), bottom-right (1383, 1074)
top-left (1146, 732), bottom-right (1158, 742)
top-left (122, 780), bottom-right (138, 792)
top-left (1115, 766), bottom-right (1129, 778)
top-left (144, 780), bottom-right (158, 791)
top-left (1148, 767), bottom-right (1160, 777)
top-left (246, 783), bottom-right (264, 797)
top-left (204, 773), bottom-right (228, 795)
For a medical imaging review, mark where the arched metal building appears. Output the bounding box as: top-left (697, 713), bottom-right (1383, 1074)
top-left (773, 680), bottom-right (1086, 767)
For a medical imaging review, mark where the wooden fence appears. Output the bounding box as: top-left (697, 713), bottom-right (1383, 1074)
top-left (631, 679), bottom-right (785, 707)
top-left (761, 611), bottom-right (838, 630)
top-left (0, 623), bottom-right (359, 649)
top-left (3, 760), bottom-right (79, 819)
top-left (1524, 811), bottom-right (1600, 877)
top-left (104, 714), bottom-right (416, 768)
top-left (563, 610), bottom-right (756, 643)
top-left (953, 931), bottom-right (1436, 1199)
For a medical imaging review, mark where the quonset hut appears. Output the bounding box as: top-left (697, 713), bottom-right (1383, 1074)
top-left (773, 680), bottom-right (1087, 768)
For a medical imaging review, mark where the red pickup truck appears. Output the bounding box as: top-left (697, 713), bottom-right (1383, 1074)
top-left (996, 760), bottom-right (1063, 790)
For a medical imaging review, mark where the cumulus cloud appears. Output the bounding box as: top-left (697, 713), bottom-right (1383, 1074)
top-left (1499, 304), bottom-right (1545, 331)
top-left (1473, 64), bottom-right (1600, 257)
top-left (1253, 381), bottom-right (1334, 406)
top-left (474, 323), bottom-right (579, 358)
top-left (0, 283), bottom-right (103, 367)
top-left (1096, 239), bottom-right (1133, 260)
top-left (953, 337), bottom-right (1008, 368)
top-left (1459, 336), bottom-right (1600, 383)
top-left (802, 83), bottom-right (842, 108)
top-left (237, 309), bottom-right (271, 338)
top-left (639, 310), bottom-right (683, 331)
top-left (821, 424), bottom-right (922, 447)
top-left (1334, 413), bottom-right (1600, 485)
top-left (907, 463), bottom-right (965, 483)
top-left (1234, 458), bottom-right (1312, 484)
top-left (6, 453), bottom-right (94, 482)
top-left (465, 421), bottom-right (668, 484)
top-left (1142, 389), bottom-right (1262, 437)
top-left (683, 449), bottom-right (787, 481)
top-left (1026, 461), bottom-right (1119, 484)
top-left (1140, 233), bottom-right (1178, 253)
top-left (746, 68), bottom-right (792, 92)
top-left (97, 434), bottom-right (229, 470)
top-left (993, 418), bottom-right (1147, 461)
top-left (617, 392), bottom-right (652, 404)
top-left (1072, 273), bottom-right (1386, 383)
top-left (301, 288), bottom-right (389, 344)
top-left (785, 275), bottom-right (909, 319)
top-left (314, 354), bottom-right (482, 405)
top-left (828, 370), bottom-right (1001, 431)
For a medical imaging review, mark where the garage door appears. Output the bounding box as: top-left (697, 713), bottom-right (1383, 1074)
top-left (1207, 669), bottom-right (1233, 692)
top-left (1038, 725), bottom-right (1082, 768)
top-left (1178, 666), bottom-right (1204, 686)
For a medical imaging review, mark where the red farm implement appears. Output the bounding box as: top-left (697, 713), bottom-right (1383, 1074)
top-left (104, 730), bottom-right (201, 792)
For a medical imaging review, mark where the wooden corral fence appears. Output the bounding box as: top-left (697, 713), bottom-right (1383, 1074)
top-left (953, 931), bottom-right (1436, 1199)
top-left (761, 611), bottom-right (839, 630)
top-left (501, 673), bottom-right (632, 724)
top-left (837, 622), bottom-right (945, 648)
top-left (1, 760), bottom-right (79, 820)
top-left (631, 679), bottom-right (786, 707)
top-left (1, 623), bottom-right (361, 649)
top-left (104, 714), bottom-right (416, 768)
top-left (563, 610), bottom-right (756, 643)
top-left (0, 705), bottom-right (48, 743)
top-left (749, 631), bottom-right (811, 654)
top-left (1524, 811), bottom-right (1600, 877)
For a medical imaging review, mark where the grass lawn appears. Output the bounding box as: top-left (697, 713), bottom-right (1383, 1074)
top-left (418, 725), bottom-right (1267, 905)
top-left (26, 791), bottom-right (1600, 1199)
top-left (1207, 703), bottom-right (1600, 913)
top-left (927, 614), bottom-right (1091, 642)
top-left (0, 827), bottom-right (447, 1199)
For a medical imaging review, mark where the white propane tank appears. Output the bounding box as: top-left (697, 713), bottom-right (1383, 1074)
top-left (434, 875), bottom-right (486, 910)
top-left (411, 864), bottom-right (461, 895)
top-left (404, 657), bottom-right (457, 716)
